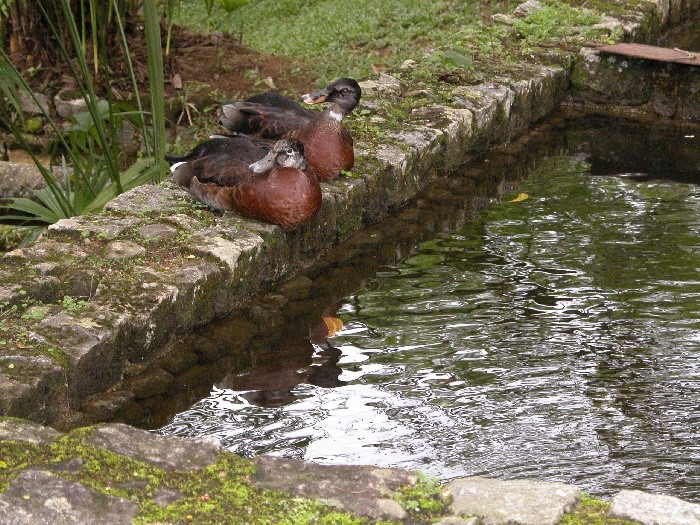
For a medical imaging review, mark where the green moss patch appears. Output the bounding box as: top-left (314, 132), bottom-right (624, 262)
top-left (560, 494), bottom-right (639, 525)
top-left (1, 426), bottom-right (390, 524)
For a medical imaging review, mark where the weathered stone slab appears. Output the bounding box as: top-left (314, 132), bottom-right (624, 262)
top-left (570, 46), bottom-right (700, 121)
top-left (87, 423), bottom-right (221, 470)
top-left (49, 215), bottom-right (143, 240)
top-left (251, 455), bottom-right (417, 521)
top-left (0, 161), bottom-right (46, 199)
top-left (0, 418), bottom-right (62, 444)
top-left (0, 469), bottom-right (139, 525)
top-left (445, 476), bottom-right (580, 525)
top-left (30, 309), bottom-right (130, 405)
top-left (436, 518), bottom-right (481, 525)
top-left (0, 356), bottom-right (65, 424)
top-left (104, 181), bottom-right (194, 215)
top-left (18, 90), bottom-right (49, 116)
top-left (609, 489), bottom-right (700, 525)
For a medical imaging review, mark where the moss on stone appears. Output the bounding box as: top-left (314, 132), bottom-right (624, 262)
top-left (1, 426), bottom-right (395, 524)
top-left (560, 493), bottom-right (639, 525)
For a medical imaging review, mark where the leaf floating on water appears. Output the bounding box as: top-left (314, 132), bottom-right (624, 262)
top-left (508, 193), bottom-right (529, 202)
top-left (323, 317), bottom-right (343, 337)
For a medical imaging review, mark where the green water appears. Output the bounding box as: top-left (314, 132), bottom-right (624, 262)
top-left (159, 116), bottom-right (700, 500)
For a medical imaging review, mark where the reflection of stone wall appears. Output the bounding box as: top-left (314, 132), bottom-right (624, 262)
top-left (570, 47), bottom-right (700, 121)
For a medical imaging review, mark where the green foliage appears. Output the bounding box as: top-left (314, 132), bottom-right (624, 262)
top-left (61, 295), bottom-right (88, 313)
top-left (173, 0), bottom-right (519, 82)
top-left (512, 1), bottom-right (602, 42)
top-left (0, 0), bottom-right (168, 247)
top-left (392, 472), bottom-right (447, 519)
top-left (560, 494), bottom-right (639, 525)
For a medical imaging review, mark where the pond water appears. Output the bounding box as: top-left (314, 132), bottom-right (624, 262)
top-left (157, 113), bottom-right (700, 501)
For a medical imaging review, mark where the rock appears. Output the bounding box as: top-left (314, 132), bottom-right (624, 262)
top-left (0, 355), bottom-right (65, 424)
top-left (81, 390), bottom-right (135, 420)
top-left (0, 469), bottom-right (139, 525)
top-left (513, 0), bottom-right (543, 18)
top-left (0, 161), bottom-right (46, 199)
top-left (435, 518), bottom-right (481, 525)
top-left (18, 90), bottom-right (49, 116)
top-left (87, 423), bottom-right (221, 470)
top-left (104, 240), bottom-right (147, 260)
top-left (251, 455), bottom-right (417, 521)
top-left (122, 368), bottom-right (174, 398)
top-left (104, 181), bottom-right (195, 215)
top-left (54, 93), bottom-right (89, 120)
top-left (491, 13), bottom-right (516, 25)
top-left (49, 216), bottom-right (142, 240)
top-left (0, 419), bottom-right (62, 445)
top-left (138, 223), bottom-right (179, 243)
top-left (445, 477), bottom-right (580, 525)
top-left (153, 488), bottom-right (186, 507)
top-left (609, 490), bottom-right (700, 525)
top-left (31, 309), bottom-right (129, 404)
top-left (359, 74), bottom-right (402, 98)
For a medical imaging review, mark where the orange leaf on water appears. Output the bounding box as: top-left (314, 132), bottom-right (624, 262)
top-left (322, 317), bottom-right (343, 337)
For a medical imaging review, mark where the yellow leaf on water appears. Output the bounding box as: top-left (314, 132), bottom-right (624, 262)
top-left (509, 193), bottom-right (529, 202)
top-left (322, 317), bottom-right (343, 337)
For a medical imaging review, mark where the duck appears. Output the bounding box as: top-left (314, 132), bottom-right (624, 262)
top-left (220, 77), bottom-right (361, 182)
top-left (166, 137), bottom-right (322, 230)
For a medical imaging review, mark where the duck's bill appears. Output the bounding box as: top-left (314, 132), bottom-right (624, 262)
top-left (301, 88), bottom-right (329, 105)
top-left (249, 150), bottom-right (277, 173)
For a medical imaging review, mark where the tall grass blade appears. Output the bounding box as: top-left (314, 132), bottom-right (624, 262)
top-left (112, 0), bottom-right (152, 156)
top-left (143, 0), bottom-right (168, 181)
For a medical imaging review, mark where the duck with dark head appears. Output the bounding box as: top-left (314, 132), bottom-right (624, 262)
top-left (220, 78), bottom-right (361, 182)
top-left (167, 137), bottom-right (322, 230)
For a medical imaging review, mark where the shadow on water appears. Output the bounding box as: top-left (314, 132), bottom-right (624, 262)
top-left (136, 110), bottom-right (699, 501)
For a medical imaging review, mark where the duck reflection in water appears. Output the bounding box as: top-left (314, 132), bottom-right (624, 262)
top-left (216, 303), bottom-right (346, 407)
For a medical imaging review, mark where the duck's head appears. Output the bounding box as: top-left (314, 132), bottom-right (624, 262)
top-left (301, 78), bottom-right (362, 119)
top-left (249, 139), bottom-right (307, 173)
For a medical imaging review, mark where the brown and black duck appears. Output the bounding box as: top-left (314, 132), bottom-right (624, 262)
top-left (220, 78), bottom-right (361, 182)
top-left (167, 137), bottom-right (322, 230)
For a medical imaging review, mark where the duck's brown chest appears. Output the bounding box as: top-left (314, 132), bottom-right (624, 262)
top-left (233, 168), bottom-right (322, 230)
top-left (302, 119), bottom-right (354, 181)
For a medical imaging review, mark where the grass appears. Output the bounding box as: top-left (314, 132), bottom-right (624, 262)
top-left (173, 0), bottom-right (518, 83)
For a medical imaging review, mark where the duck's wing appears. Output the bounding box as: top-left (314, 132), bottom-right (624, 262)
top-left (220, 102), bottom-right (315, 139)
top-left (246, 92), bottom-right (312, 115)
top-left (169, 137), bottom-right (273, 188)
top-left (190, 176), bottom-right (239, 212)
top-left (172, 152), bottom-right (254, 189)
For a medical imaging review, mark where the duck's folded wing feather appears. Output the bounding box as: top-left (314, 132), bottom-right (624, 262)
top-left (221, 102), bottom-right (314, 139)
top-left (190, 177), bottom-right (238, 211)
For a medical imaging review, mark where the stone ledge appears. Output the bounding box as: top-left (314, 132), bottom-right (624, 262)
top-left (1, 420), bottom-right (699, 524)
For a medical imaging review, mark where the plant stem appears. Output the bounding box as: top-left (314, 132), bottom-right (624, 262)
top-left (143, 0), bottom-right (167, 180)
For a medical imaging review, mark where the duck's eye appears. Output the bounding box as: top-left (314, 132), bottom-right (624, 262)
top-left (285, 148), bottom-right (295, 155)
top-left (340, 88), bottom-right (350, 95)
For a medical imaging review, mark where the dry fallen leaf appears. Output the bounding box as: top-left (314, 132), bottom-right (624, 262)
top-left (264, 76), bottom-right (277, 90)
top-left (172, 73), bottom-right (183, 89)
